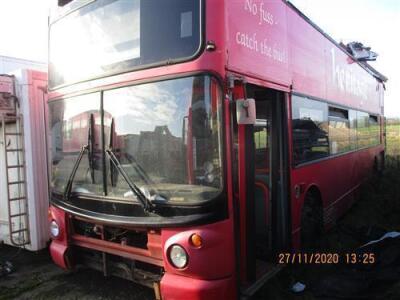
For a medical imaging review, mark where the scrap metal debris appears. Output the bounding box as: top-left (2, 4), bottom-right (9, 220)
top-left (291, 281), bottom-right (306, 293)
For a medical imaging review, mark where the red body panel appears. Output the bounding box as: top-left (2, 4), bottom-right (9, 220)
top-left (226, 0), bottom-right (383, 114)
top-left (48, 206), bottom-right (70, 269)
top-left (162, 219), bottom-right (235, 280)
top-left (161, 273), bottom-right (235, 300)
top-left (290, 146), bottom-right (383, 248)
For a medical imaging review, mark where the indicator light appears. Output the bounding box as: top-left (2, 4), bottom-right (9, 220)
top-left (190, 233), bottom-right (203, 248)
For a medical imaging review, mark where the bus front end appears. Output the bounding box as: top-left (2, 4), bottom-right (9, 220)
top-left (47, 1), bottom-right (235, 299)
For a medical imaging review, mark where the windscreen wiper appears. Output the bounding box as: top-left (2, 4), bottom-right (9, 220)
top-left (63, 144), bottom-right (89, 201)
top-left (109, 117), bottom-right (154, 188)
top-left (105, 149), bottom-right (154, 213)
top-left (124, 153), bottom-right (155, 186)
top-left (88, 113), bottom-right (95, 183)
top-left (64, 113), bottom-right (95, 200)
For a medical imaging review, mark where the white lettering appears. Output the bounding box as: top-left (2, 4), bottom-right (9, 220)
top-left (245, 0), bottom-right (257, 15)
top-left (331, 48), bottom-right (368, 100)
top-left (259, 2), bottom-right (274, 25)
top-left (236, 31), bottom-right (259, 51)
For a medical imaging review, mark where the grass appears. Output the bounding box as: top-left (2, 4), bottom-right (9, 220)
top-left (385, 123), bottom-right (400, 157)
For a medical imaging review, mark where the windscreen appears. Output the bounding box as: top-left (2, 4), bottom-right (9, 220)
top-left (49, 0), bottom-right (202, 88)
top-left (48, 75), bottom-right (223, 210)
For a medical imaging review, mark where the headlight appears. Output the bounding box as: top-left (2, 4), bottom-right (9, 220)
top-left (50, 220), bottom-right (60, 238)
top-left (169, 244), bottom-right (188, 269)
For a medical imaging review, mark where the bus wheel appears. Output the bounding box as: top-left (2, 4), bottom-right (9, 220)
top-left (300, 191), bottom-right (323, 250)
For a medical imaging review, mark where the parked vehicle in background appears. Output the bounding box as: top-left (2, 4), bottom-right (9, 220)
top-left (47, 0), bottom-right (386, 299)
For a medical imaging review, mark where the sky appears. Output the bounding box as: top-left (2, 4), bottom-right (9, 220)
top-left (0, 0), bottom-right (399, 117)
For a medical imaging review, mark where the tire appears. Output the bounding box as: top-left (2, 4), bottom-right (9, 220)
top-left (300, 191), bottom-right (323, 251)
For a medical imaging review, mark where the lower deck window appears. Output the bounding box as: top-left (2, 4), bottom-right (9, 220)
top-left (291, 95), bottom-right (329, 165)
top-left (292, 95), bottom-right (381, 166)
top-left (329, 107), bottom-right (350, 154)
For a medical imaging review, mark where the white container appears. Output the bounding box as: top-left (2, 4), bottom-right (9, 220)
top-left (0, 69), bottom-right (49, 251)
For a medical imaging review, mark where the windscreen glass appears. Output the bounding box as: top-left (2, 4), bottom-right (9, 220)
top-left (49, 93), bottom-right (103, 195)
top-left (48, 75), bottom-right (223, 207)
top-left (103, 75), bottom-right (223, 204)
top-left (49, 0), bottom-right (202, 88)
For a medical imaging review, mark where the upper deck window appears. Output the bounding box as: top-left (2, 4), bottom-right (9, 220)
top-left (49, 0), bottom-right (202, 89)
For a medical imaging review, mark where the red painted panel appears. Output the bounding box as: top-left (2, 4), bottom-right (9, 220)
top-left (286, 7), bottom-right (326, 97)
top-left (162, 219), bottom-right (235, 280)
top-left (324, 44), bottom-right (380, 113)
top-left (226, 0), bottom-right (382, 114)
top-left (49, 240), bottom-right (69, 269)
top-left (48, 205), bottom-right (71, 269)
top-left (226, 0), bottom-right (290, 86)
top-left (160, 272), bottom-right (236, 300)
top-left (290, 145), bottom-right (384, 249)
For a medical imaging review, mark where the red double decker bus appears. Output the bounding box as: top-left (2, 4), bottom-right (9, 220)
top-left (47, 0), bottom-right (386, 299)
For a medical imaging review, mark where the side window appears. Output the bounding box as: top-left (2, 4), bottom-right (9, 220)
top-left (349, 110), bottom-right (358, 150)
top-left (328, 107), bottom-right (350, 154)
top-left (369, 115), bottom-right (380, 146)
top-left (292, 95), bottom-right (329, 165)
top-left (357, 111), bottom-right (369, 148)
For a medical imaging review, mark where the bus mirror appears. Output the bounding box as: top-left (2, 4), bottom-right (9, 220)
top-left (236, 98), bottom-right (256, 125)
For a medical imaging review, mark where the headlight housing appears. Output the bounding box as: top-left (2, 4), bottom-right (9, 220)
top-left (50, 220), bottom-right (60, 238)
top-left (168, 244), bottom-right (188, 269)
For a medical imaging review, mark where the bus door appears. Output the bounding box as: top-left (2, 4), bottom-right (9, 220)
top-left (233, 82), bottom-right (290, 294)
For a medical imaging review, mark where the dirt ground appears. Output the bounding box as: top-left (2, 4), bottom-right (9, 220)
top-left (0, 246), bottom-right (154, 300)
top-left (1, 158), bottom-right (400, 300)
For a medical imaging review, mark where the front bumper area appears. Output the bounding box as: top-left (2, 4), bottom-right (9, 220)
top-left (161, 273), bottom-right (236, 300)
top-left (50, 240), bottom-right (70, 269)
top-left (48, 206), bottom-right (237, 299)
